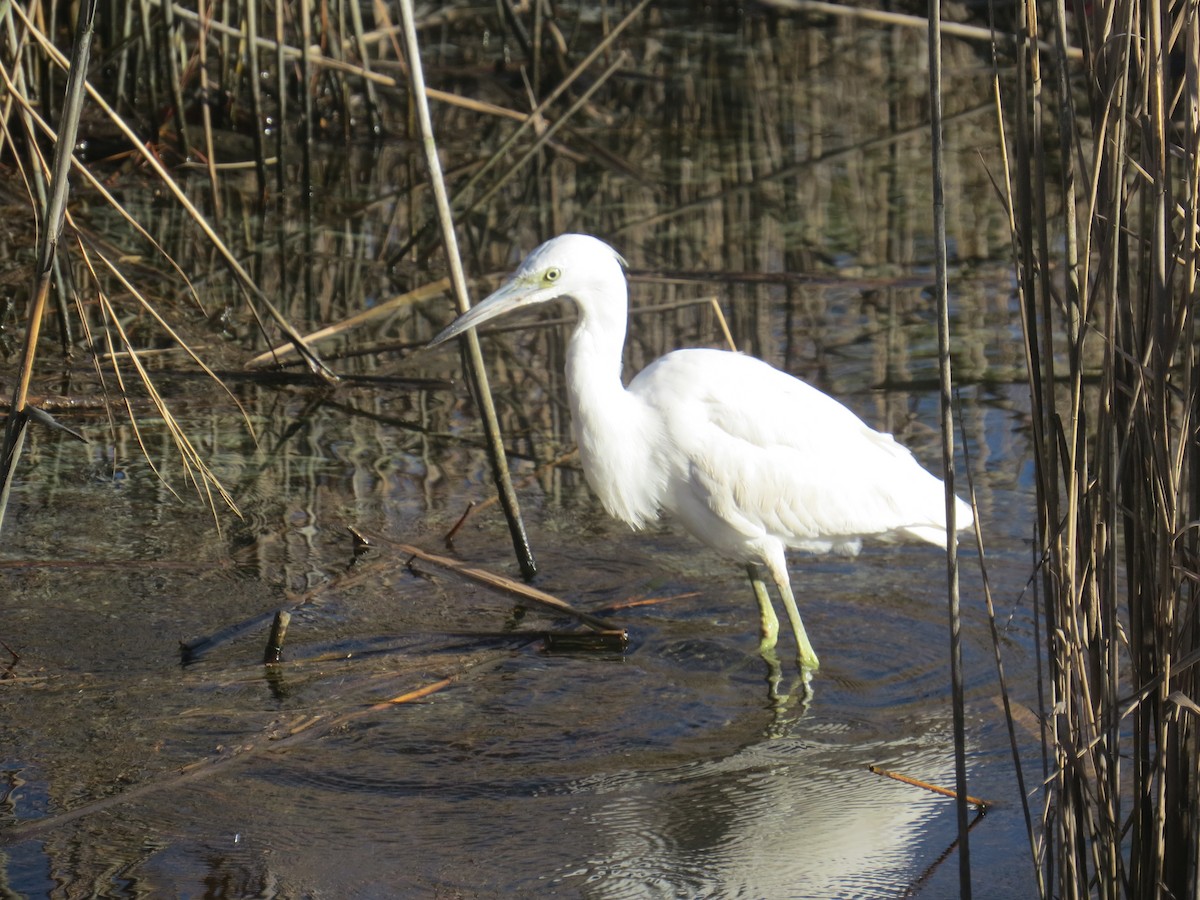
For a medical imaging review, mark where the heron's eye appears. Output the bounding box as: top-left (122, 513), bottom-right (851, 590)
top-left (545, 267), bottom-right (561, 283)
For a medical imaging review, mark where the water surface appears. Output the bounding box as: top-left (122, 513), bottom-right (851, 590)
top-left (2, 5), bottom-right (1042, 897)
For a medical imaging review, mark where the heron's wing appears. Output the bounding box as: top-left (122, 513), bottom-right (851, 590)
top-left (632, 350), bottom-right (965, 550)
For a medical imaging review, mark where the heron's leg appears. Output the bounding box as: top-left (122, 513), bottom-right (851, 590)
top-left (763, 550), bottom-right (820, 673)
top-left (746, 566), bottom-right (796, 705)
top-left (747, 565), bottom-right (779, 652)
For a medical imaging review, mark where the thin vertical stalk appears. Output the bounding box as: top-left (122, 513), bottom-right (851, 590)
top-left (299, 0), bottom-right (315, 321)
top-left (397, 0), bottom-right (537, 578)
top-left (160, 0), bottom-right (190, 156)
top-left (274, 0), bottom-right (286, 202)
top-left (114, 0), bottom-right (134, 111)
top-left (927, 0), bottom-right (971, 893)
top-left (987, 34), bottom-right (1047, 896)
top-left (136, 0), bottom-right (159, 131)
top-left (346, 0), bottom-right (381, 133)
top-left (197, 0), bottom-right (222, 218)
top-left (243, 0), bottom-right (267, 197)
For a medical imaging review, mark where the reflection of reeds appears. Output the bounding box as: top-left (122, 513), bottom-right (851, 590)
top-left (4, 3), bottom-right (1051, 889)
top-left (1001, 0), bottom-right (1200, 893)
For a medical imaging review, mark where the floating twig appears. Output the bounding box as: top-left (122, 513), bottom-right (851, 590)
top-left (868, 764), bottom-right (990, 810)
top-left (362, 529), bottom-right (612, 632)
top-left (597, 591), bottom-right (703, 613)
top-left (543, 630), bottom-right (629, 653)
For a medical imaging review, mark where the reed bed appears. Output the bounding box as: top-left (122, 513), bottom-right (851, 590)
top-left (1001, 0), bottom-right (1200, 893)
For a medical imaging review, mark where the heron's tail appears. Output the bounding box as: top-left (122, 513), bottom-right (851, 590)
top-left (900, 495), bottom-right (974, 547)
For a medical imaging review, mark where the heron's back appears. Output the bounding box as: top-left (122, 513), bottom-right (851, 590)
top-left (629, 349), bottom-right (970, 557)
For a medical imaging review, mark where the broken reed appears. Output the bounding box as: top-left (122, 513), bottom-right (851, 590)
top-left (1004, 0), bottom-right (1199, 895)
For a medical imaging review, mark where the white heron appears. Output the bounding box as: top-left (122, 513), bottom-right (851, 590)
top-left (429, 234), bottom-right (972, 677)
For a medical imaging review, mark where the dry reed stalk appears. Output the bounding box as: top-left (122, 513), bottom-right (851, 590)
top-left (364, 529), bottom-right (613, 632)
top-left (397, 0), bottom-right (537, 579)
top-left (0, 68), bottom-right (256, 521)
top-left (0, 0), bottom-right (99, 535)
top-left (1001, 0), bottom-right (1200, 893)
top-left (245, 277), bottom-right (452, 367)
top-left (765, 0), bottom-right (1083, 58)
top-left (196, 0), bottom-right (222, 218)
top-left (927, 0), bottom-right (973, 891)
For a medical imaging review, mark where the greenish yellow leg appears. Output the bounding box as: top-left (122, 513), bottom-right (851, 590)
top-left (747, 565), bottom-right (779, 653)
top-left (764, 553), bottom-right (820, 674)
top-left (748, 566), bottom-right (789, 702)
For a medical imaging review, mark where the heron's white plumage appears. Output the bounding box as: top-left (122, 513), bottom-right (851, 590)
top-left (633, 348), bottom-right (972, 557)
top-left (429, 233), bottom-right (972, 674)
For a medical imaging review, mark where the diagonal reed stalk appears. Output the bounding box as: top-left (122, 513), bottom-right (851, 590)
top-left (397, 0), bottom-right (537, 579)
top-left (9, 3), bottom-right (333, 380)
top-left (1000, 0), bottom-right (1200, 894)
top-left (0, 0), bottom-right (99, 535)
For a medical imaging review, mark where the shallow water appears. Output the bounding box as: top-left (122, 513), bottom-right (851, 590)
top-left (1, 354), bottom-right (1038, 898)
top-left (2, 4), bottom-right (1045, 898)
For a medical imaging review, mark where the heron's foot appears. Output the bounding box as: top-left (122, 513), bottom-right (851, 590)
top-left (797, 645), bottom-right (820, 675)
top-left (789, 613), bottom-right (820, 676)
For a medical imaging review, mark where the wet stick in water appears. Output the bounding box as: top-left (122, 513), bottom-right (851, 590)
top-left (868, 765), bottom-right (990, 810)
top-left (263, 611), bottom-right (292, 665)
top-left (364, 530), bottom-right (613, 632)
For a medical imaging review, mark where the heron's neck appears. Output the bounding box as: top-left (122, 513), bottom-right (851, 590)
top-left (563, 297), bottom-right (662, 529)
top-left (565, 298), bottom-right (627, 389)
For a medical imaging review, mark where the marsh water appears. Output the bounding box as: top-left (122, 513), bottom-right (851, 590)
top-left (3, 6), bottom-right (1045, 898)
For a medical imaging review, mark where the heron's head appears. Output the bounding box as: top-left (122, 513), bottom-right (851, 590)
top-left (427, 234), bottom-right (626, 347)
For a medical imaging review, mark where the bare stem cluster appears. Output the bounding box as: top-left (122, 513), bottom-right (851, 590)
top-left (1000, 0), bottom-right (1200, 893)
